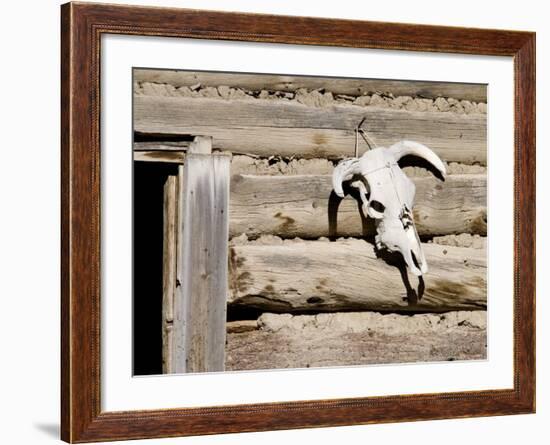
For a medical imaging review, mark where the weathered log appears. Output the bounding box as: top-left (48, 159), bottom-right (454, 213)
top-left (132, 170), bottom-right (486, 237)
top-left (134, 69), bottom-right (487, 102)
top-left (229, 174), bottom-right (487, 238)
top-left (134, 95), bottom-right (487, 164)
top-left (228, 240), bottom-right (486, 313)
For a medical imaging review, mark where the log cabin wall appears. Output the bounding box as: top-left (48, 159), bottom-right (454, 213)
top-left (133, 69), bottom-right (487, 372)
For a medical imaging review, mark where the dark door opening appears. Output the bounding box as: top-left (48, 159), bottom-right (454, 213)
top-left (133, 162), bottom-right (178, 375)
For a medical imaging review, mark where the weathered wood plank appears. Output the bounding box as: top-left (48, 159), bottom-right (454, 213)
top-left (134, 150), bottom-right (185, 163)
top-left (189, 135), bottom-right (213, 154)
top-left (134, 96), bottom-right (486, 164)
top-left (172, 140), bottom-right (230, 373)
top-left (228, 240), bottom-right (486, 313)
top-left (133, 141), bottom-right (190, 151)
top-left (229, 174), bottom-right (487, 238)
top-left (174, 165), bottom-right (185, 370)
top-left (132, 138), bottom-right (214, 163)
top-left (134, 69), bottom-right (487, 102)
top-left (161, 175), bottom-right (178, 373)
top-left (134, 171), bottom-right (486, 237)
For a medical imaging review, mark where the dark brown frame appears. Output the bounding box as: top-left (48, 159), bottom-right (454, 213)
top-left (61, 2), bottom-right (536, 442)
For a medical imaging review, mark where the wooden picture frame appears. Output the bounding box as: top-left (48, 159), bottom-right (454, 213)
top-left (61, 2), bottom-right (535, 442)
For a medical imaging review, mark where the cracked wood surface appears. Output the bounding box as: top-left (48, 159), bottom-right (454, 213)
top-left (172, 142), bottom-right (230, 373)
top-left (134, 95), bottom-right (486, 164)
top-left (229, 173), bottom-right (487, 238)
top-left (228, 239), bottom-right (486, 313)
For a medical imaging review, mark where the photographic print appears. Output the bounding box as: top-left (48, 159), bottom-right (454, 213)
top-left (61, 5), bottom-right (535, 440)
top-left (132, 69), bottom-right (487, 376)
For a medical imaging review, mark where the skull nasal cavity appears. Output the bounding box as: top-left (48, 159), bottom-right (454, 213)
top-left (370, 200), bottom-right (386, 213)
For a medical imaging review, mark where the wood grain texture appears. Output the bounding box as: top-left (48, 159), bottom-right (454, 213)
top-left (60, 4), bottom-right (71, 441)
top-left (173, 147), bottom-right (230, 373)
top-left (61, 3), bottom-right (99, 442)
top-left (228, 240), bottom-right (486, 312)
top-left (134, 69), bottom-right (488, 102)
top-left (132, 170), bottom-right (487, 237)
top-left (134, 150), bottom-right (186, 163)
top-left (134, 95), bottom-right (487, 164)
top-left (161, 175), bottom-right (178, 373)
top-left (229, 173), bottom-right (486, 238)
top-left (189, 135), bottom-right (213, 154)
top-left (514, 34), bottom-right (536, 414)
top-left (61, 2), bottom-right (535, 442)
top-left (133, 141), bottom-right (191, 151)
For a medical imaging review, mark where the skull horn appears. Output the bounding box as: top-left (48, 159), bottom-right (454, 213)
top-left (332, 158), bottom-right (362, 198)
top-left (388, 140), bottom-right (446, 178)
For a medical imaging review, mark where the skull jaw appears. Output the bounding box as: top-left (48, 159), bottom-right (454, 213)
top-left (375, 220), bottom-right (428, 277)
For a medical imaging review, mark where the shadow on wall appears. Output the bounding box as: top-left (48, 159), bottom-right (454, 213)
top-left (33, 423), bottom-right (59, 439)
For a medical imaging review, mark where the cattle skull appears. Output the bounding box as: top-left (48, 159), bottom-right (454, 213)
top-left (332, 140), bottom-right (446, 276)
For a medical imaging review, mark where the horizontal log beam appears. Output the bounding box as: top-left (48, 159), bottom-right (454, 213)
top-left (134, 69), bottom-right (487, 102)
top-left (134, 96), bottom-right (487, 164)
top-left (228, 240), bottom-right (486, 313)
top-left (229, 174), bottom-right (487, 238)
top-left (131, 169), bottom-right (485, 236)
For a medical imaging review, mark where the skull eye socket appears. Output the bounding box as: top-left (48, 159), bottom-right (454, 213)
top-left (369, 200), bottom-right (386, 214)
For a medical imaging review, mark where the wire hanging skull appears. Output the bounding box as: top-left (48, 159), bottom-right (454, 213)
top-left (332, 139), bottom-right (446, 276)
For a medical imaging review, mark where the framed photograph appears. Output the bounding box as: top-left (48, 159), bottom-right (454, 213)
top-left (61, 2), bottom-right (535, 442)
